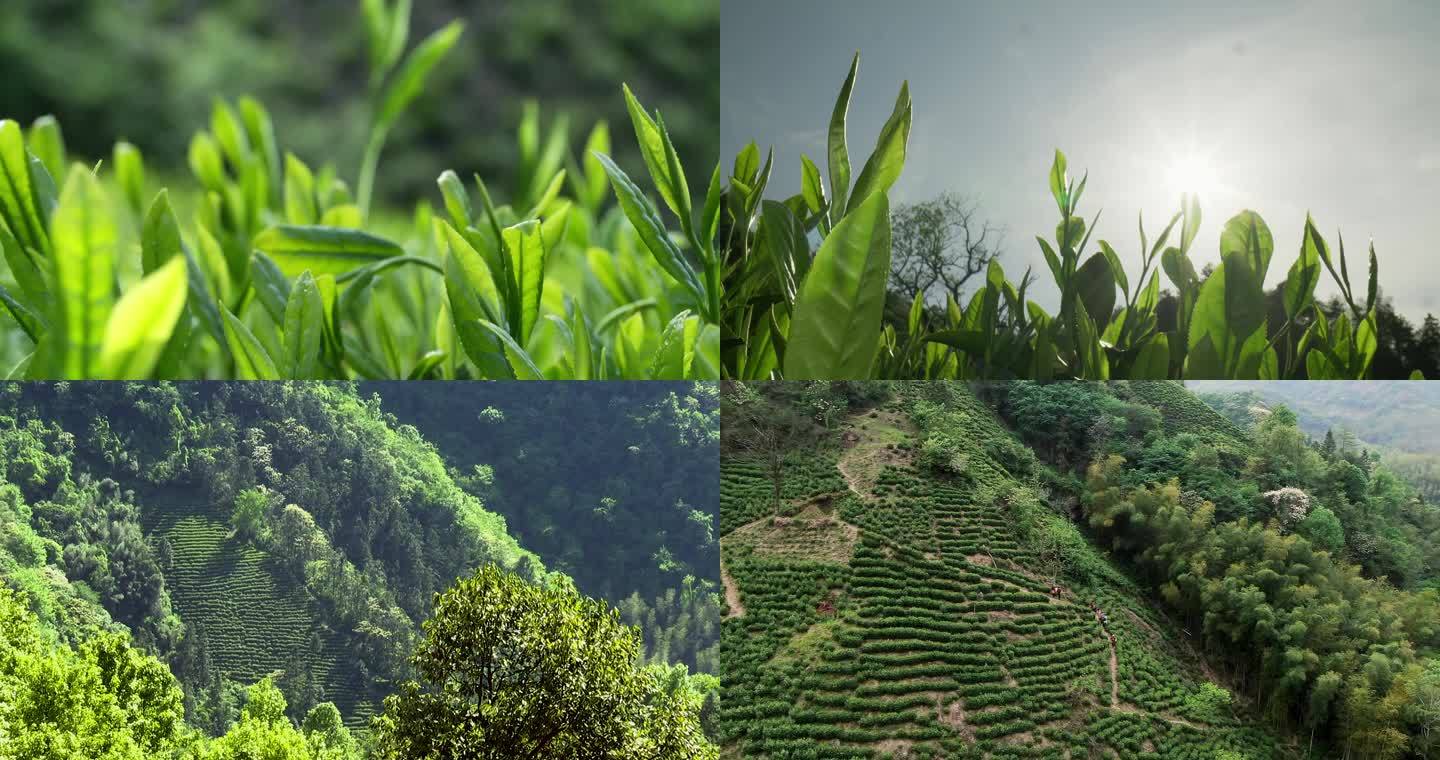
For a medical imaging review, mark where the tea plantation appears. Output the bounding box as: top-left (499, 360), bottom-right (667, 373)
top-left (144, 500), bottom-right (371, 728)
top-left (720, 386), bottom-right (1286, 759)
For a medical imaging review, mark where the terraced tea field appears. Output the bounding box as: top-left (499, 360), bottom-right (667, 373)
top-left (142, 498), bottom-right (375, 728)
top-left (720, 393), bottom-right (1286, 758)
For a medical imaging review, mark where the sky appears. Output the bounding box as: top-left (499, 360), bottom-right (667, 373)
top-left (721, 0), bottom-right (1440, 321)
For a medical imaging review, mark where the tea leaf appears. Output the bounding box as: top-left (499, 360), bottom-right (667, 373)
top-left (50, 166), bottom-right (117, 378)
top-left (1219, 210), bottom-right (1273, 282)
top-left (847, 81), bottom-right (910, 215)
top-left (1075, 253), bottom-right (1115, 328)
top-left (0, 120), bottom-right (49, 255)
top-left (27, 116), bottom-right (65, 184)
top-left (784, 190), bottom-right (891, 379)
top-left (220, 305), bottom-right (277, 380)
top-left (440, 221), bottom-right (513, 379)
top-left (283, 270), bottom-right (324, 379)
top-left (622, 84), bottom-right (689, 221)
top-left (253, 224), bottom-right (404, 278)
top-left (376, 21), bottom-right (465, 134)
top-left (476, 318), bottom-right (543, 379)
top-left (593, 151), bottom-right (703, 300)
top-left (1285, 219), bottom-right (1323, 320)
top-left (827, 53), bottom-right (860, 223)
top-left (1048, 150), bottom-right (1067, 214)
top-left (1130, 334), bottom-right (1170, 379)
top-left (95, 255), bottom-right (187, 379)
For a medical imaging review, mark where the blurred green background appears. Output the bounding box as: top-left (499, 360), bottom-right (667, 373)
top-left (0, 0), bottom-right (718, 209)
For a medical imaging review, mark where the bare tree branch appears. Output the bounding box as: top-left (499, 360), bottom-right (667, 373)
top-left (890, 192), bottom-right (1006, 307)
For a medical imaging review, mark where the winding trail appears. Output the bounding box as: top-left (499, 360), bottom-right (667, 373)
top-left (1108, 638), bottom-right (1120, 706)
top-left (721, 557), bottom-right (745, 618)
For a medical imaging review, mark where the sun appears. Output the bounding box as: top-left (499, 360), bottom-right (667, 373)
top-left (1165, 153), bottom-right (1220, 201)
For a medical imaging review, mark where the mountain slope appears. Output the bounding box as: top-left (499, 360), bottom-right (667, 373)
top-left (721, 385), bottom-right (1284, 758)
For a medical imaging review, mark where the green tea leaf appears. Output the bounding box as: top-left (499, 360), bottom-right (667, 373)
top-left (501, 220), bottom-right (546, 345)
top-left (439, 221), bottom-right (512, 379)
top-left (250, 251), bottom-right (292, 326)
top-left (784, 190), bottom-right (891, 379)
top-left (475, 318), bottom-right (543, 379)
top-left (847, 81), bottom-right (910, 215)
top-left (27, 117), bottom-right (65, 184)
top-left (253, 224), bottom-right (404, 278)
top-left (1180, 193), bottom-right (1202, 253)
top-left (50, 166), bottom-right (117, 378)
top-left (1048, 150), bottom-right (1067, 214)
top-left (436, 169), bottom-right (471, 230)
top-left (284, 153), bottom-right (318, 225)
top-left (827, 53), bottom-right (859, 223)
top-left (0, 218), bottom-right (45, 303)
top-left (220, 305), bottom-right (278, 379)
top-left (282, 270), bottom-right (323, 379)
top-left (622, 84), bottom-right (689, 222)
top-left (1219, 210), bottom-right (1273, 283)
top-left (376, 21), bottom-right (465, 134)
top-left (0, 120), bottom-right (49, 255)
top-left (95, 255), bottom-right (187, 379)
top-left (1285, 219), bottom-right (1323, 320)
top-left (1097, 240), bottom-right (1128, 294)
top-left (593, 151), bottom-right (703, 299)
top-left (1130, 334), bottom-right (1170, 379)
top-left (800, 154), bottom-right (826, 215)
top-left (113, 142), bottom-right (146, 217)
top-left (1074, 253), bottom-right (1115, 329)
top-left (0, 280), bottom-right (43, 343)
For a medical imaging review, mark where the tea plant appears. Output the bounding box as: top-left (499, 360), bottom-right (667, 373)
top-left (720, 382), bottom-right (1287, 758)
top-left (722, 54), bottom-right (1384, 380)
top-left (0, 0), bottom-right (718, 379)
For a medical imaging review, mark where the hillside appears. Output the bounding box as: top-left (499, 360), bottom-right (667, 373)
top-left (722, 381), bottom-right (1440, 759)
top-left (0, 382), bottom-right (720, 746)
top-left (721, 383), bottom-right (1284, 758)
top-left (1189, 381), bottom-right (1440, 454)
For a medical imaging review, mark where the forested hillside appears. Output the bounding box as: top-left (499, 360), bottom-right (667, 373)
top-left (376, 381), bottom-right (721, 671)
top-left (0, 382), bottom-right (718, 757)
top-left (1195, 381), bottom-right (1440, 538)
top-left (721, 381), bottom-right (1440, 759)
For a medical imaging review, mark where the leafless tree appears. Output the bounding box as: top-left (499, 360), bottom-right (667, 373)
top-left (721, 382), bottom-right (810, 516)
top-left (890, 192), bottom-right (1005, 306)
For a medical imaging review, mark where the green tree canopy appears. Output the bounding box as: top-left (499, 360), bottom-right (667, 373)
top-left (370, 565), bottom-right (715, 759)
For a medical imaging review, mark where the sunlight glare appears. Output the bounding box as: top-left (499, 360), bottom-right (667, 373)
top-left (1165, 153), bottom-right (1220, 202)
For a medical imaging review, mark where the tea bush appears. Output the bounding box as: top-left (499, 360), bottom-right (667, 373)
top-left (719, 382), bottom-right (1286, 757)
top-left (721, 54), bottom-right (1387, 380)
top-left (0, 0), bottom-right (719, 379)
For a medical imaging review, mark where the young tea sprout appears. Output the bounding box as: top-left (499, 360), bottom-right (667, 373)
top-left (722, 54), bottom-right (1383, 380)
top-left (0, 0), bottom-right (719, 380)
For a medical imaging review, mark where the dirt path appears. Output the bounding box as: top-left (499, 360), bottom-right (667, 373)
top-left (721, 557), bottom-right (744, 618)
top-left (1108, 636), bottom-right (1119, 706)
top-left (835, 454), bottom-right (867, 499)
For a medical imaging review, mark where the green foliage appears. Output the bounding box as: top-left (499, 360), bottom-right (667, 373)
top-left (0, 3), bottom-right (718, 379)
top-left (229, 486), bottom-right (269, 542)
top-left (720, 381), bottom-right (1284, 758)
top-left (370, 564), bottom-right (715, 759)
top-left (0, 585), bottom-right (188, 759)
top-left (722, 58), bottom-right (1386, 380)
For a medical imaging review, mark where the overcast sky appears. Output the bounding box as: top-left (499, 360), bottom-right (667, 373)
top-left (722, 1), bottom-right (1440, 321)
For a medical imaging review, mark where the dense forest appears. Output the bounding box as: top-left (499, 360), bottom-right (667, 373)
top-left (0, 382), bottom-right (718, 757)
top-left (721, 380), bottom-right (1440, 758)
top-left (1196, 381), bottom-right (1440, 511)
